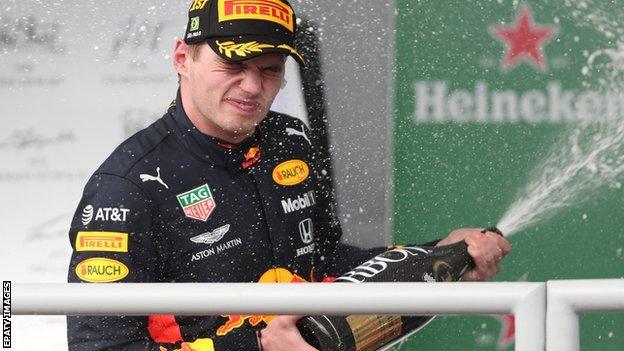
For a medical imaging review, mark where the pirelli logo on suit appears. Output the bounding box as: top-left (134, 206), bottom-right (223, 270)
top-left (76, 232), bottom-right (129, 252)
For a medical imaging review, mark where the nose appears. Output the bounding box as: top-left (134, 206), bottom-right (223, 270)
top-left (239, 68), bottom-right (262, 96)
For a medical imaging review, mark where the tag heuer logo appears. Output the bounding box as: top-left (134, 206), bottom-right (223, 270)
top-left (190, 16), bottom-right (200, 31)
top-left (177, 184), bottom-right (217, 222)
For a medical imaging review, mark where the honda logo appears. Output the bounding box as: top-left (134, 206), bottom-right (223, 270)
top-left (299, 218), bottom-right (313, 244)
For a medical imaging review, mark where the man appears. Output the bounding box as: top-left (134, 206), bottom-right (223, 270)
top-left (67, 0), bottom-right (511, 350)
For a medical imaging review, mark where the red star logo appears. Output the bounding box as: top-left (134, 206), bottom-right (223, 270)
top-left (495, 314), bottom-right (515, 349)
top-left (490, 6), bottom-right (557, 72)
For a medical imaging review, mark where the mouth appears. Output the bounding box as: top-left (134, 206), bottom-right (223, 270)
top-left (225, 97), bottom-right (261, 114)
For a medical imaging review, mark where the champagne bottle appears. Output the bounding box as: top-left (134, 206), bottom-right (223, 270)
top-left (297, 227), bottom-right (503, 351)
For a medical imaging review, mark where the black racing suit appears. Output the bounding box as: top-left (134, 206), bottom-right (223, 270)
top-left (67, 92), bottom-right (386, 350)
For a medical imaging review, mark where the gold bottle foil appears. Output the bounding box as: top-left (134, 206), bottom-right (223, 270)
top-left (433, 260), bottom-right (454, 282)
top-left (345, 315), bottom-right (403, 351)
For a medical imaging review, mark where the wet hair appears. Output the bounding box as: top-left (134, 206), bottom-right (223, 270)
top-left (188, 43), bottom-right (203, 60)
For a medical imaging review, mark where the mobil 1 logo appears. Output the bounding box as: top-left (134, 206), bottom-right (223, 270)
top-left (281, 190), bottom-right (315, 214)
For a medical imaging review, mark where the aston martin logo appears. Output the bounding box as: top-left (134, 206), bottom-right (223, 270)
top-left (190, 224), bottom-right (231, 245)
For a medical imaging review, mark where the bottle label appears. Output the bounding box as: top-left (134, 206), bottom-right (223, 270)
top-left (336, 245), bottom-right (431, 283)
top-left (345, 315), bottom-right (402, 351)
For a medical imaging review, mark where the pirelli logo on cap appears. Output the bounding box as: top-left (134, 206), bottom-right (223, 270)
top-left (76, 232), bottom-right (128, 253)
top-left (218, 0), bottom-right (294, 32)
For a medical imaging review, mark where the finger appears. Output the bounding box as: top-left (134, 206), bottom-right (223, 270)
top-left (500, 238), bottom-right (512, 255)
top-left (280, 315), bottom-right (304, 324)
top-left (474, 265), bottom-right (495, 281)
top-left (487, 233), bottom-right (512, 255)
top-left (293, 330), bottom-right (320, 351)
top-left (473, 247), bottom-right (498, 273)
top-left (465, 234), bottom-right (507, 267)
top-left (482, 256), bottom-right (496, 275)
top-left (489, 257), bottom-right (503, 278)
top-left (466, 244), bottom-right (482, 263)
top-left (472, 269), bottom-right (484, 281)
top-left (477, 233), bottom-right (510, 259)
top-left (493, 246), bottom-right (504, 262)
top-left (462, 269), bottom-right (479, 281)
top-left (473, 253), bottom-right (492, 274)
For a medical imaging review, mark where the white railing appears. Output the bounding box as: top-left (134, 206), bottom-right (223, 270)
top-left (12, 282), bottom-right (545, 351)
top-left (547, 279), bottom-right (624, 351)
top-left (13, 280), bottom-right (624, 350)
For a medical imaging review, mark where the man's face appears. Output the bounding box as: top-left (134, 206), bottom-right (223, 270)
top-left (177, 43), bottom-right (285, 143)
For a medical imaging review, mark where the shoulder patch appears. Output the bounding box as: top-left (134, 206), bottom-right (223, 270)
top-left (75, 257), bottom-right (129, 283)
top-left (76, 232), bottom-right (128, 252)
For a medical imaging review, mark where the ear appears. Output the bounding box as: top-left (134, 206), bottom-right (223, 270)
top-left (172, 39), bottom-right (190, 78)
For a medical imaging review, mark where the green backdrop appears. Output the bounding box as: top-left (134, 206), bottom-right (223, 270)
top-left (393, 1), bottom-right (623, 350)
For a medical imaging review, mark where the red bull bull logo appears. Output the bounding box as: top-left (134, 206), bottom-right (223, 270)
top-left (217, 315), bottom-right (276, 336)
top-left (216, 268), bottom-right (307, 335)
top-left (242, 146), bottom-right (261, 169)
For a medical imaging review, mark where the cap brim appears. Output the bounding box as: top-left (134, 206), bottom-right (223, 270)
top-left (206, 36), bottom-right (305, 66)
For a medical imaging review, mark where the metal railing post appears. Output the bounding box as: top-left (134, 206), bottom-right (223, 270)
top-left (547, 279), bottom-right (624, 351)
top-left (13, 282), bottom-right (546, 351)
top-left (514, 282), bottom-right (546, 351)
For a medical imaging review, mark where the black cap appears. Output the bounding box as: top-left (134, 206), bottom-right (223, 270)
top-left (184, 0), bottom-right (305, 65)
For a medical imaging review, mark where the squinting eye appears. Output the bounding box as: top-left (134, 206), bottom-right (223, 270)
top-left (262, 67), bottom-right (283, 76)
top-left (226, 65), bottom-right (243, 72)
top-left (218, 60), bottom-right (243, 72)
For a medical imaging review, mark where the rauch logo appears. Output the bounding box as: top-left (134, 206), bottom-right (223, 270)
top-left (272, 160), bottom-right (309, 186)
top-left (75, 258), bottom-right (129, 283)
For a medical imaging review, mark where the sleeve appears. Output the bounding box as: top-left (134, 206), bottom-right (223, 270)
top-left (67, 173), bottom-right (166, 351)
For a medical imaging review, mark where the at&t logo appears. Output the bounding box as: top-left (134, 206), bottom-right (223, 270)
top-left (81, 205), bottom-right (130, 225)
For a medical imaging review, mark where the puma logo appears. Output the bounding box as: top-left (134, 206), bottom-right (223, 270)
top-left (139, 167), bottom-right (169, 189)
top-left (286, 125), bottom-right (311, 146)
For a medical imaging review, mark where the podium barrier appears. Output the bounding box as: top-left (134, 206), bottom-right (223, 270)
top-left (547, 279), bottom-right (624, 351)
top-left (13, 282), bottom-right (544, 351)
top-left (15, 280), bottom-right (624, 350)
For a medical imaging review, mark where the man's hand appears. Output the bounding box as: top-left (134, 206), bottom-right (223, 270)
top-left (259, 315), bottom-right (318, 351)
top-left (436, 228), bottom-right (511, 281)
